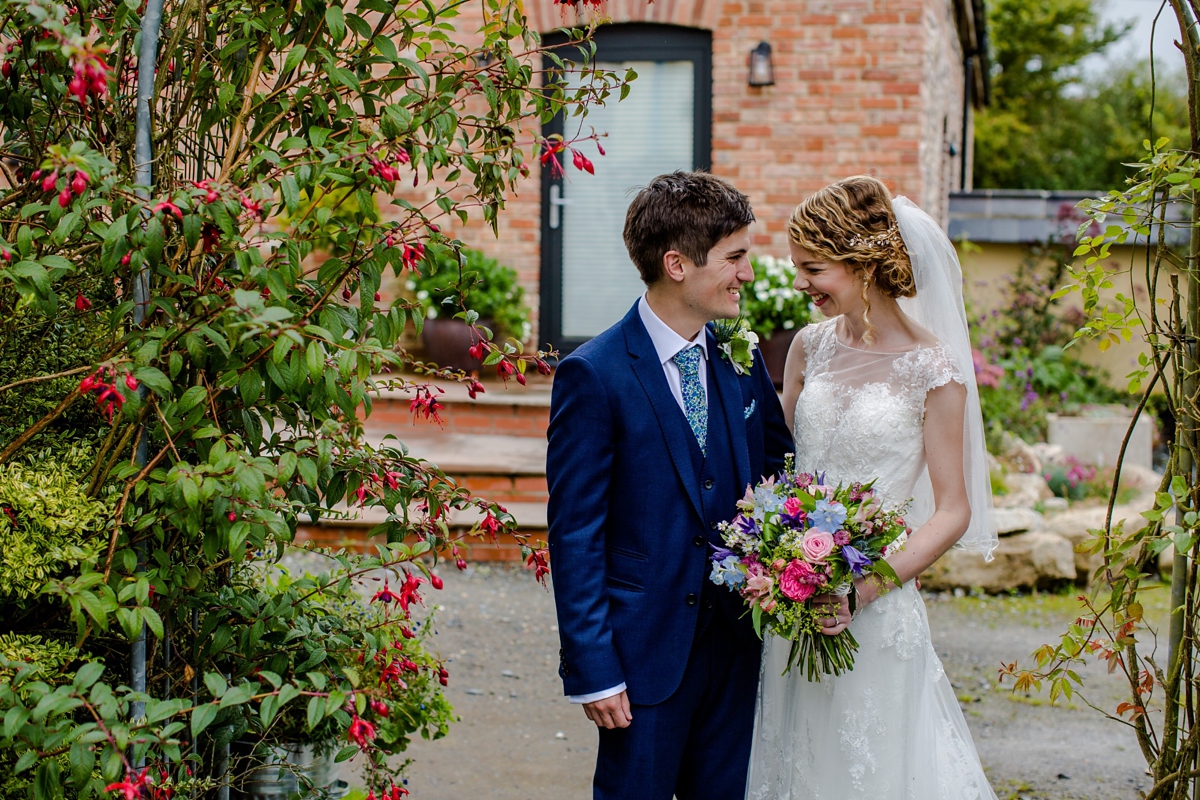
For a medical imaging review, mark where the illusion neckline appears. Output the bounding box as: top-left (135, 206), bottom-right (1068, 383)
top-left (828, 317), bottom-right (934, 355)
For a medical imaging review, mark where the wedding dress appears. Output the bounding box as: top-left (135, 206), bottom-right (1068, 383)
top-left (743, 316), bottom-right (999, 800)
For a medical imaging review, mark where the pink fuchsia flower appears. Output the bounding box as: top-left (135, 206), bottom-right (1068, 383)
top-left (800, 530), bottom-right (835, 562)
top-left (833, 530), bottom-right (850, 546)
top-left (779, 559), bottom-right (821, 602)
top-left (347, 715), bottom-right (376, 749)
top-left (154, 201), bottom-right (182, 219)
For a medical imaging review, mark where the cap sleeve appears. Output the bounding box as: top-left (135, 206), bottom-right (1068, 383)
top-left (919, 343), bottom-right (967, 393)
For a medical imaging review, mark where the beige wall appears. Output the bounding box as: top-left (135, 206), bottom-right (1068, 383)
top-left (955, 241), bottom-right (1167, 393)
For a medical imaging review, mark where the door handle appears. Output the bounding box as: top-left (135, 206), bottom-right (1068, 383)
top-left (549, 183), bottom-right (572, 229)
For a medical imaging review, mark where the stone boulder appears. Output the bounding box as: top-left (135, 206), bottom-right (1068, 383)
top-left (996, 431), bottom-right (1042, 475)
top-left (1043, 496), bottom-right (1158, 582)
top-left (993, 473), bottom-right (1053, 510)
top-left (921, 531), bottom-right (1077, 592)
top-left (993, 506), bottom-right (1045, 535)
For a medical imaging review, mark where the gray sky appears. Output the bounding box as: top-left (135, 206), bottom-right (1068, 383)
top-left (1099, 0), bottom-right (1180, 65)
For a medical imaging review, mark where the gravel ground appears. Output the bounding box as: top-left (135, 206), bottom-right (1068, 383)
top-left (342, 564), bottom-right (1155, 800)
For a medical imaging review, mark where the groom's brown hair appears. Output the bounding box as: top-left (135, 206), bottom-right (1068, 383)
top-left (623, 171), bottom-right (755, 285)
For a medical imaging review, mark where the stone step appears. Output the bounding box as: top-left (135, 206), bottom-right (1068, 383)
top-left (366, 378), bottom-right (551, 438)
top-left (295, 501), bottom-right (544, 562)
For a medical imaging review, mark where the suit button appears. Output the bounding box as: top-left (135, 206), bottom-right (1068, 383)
top-left (704, 479), bottom-right (714, 490)
top-left (693, 535), bottom-right (705, 546)
top-left (710, 520), bottom-right (718, 530)
top-left (686, 593), bottom-right (698, 605)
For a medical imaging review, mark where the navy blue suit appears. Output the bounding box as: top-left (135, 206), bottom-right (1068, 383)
top-left (547, 302), bottom-right (793, 799)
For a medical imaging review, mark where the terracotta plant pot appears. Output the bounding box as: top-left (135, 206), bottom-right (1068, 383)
top-left (420, 316), bottom-right (488, 373)
top-left (758, 328), bottom-right (797, 389)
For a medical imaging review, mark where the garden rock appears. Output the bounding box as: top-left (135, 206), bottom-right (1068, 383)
top-left (922, 531), bottom-right (1076, 592)
top-left (993, 507), bottom-right (1045, 535)
top-left (997, 432), bottom-right (1042, 475)
top-left (1043, 497), bottom-right (1157, 582)
top-left (993, 473), bottom-right (1052, 510)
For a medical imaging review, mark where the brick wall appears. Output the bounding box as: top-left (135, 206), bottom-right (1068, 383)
top-left (383, 1), bottom-right (970, 345)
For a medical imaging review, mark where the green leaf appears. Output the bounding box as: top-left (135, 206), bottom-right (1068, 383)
top-left (282, 44), bottom-right (307, 74)
top-left (73, 662), bottom-right (104, 690)
top-left (134, 367), bottom-right (172, 397)
top-left (306, 695), bottom-right (324, 730)
top-left (324, 5), bottom-right (346, 42)
top-left (190, 703), bottom-right (218, 738)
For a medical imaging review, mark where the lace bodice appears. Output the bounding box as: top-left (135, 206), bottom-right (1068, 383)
top-left (793, 318), bottom-right (965, 507)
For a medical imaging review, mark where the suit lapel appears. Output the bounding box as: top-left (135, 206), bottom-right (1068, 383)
top-left (624, 307), bottom-right (705, 522)
top-left (707, 328), bottom-right (751, 494)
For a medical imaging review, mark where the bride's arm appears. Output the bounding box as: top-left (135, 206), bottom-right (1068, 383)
top-left (858, 379), bottom-right (972, 603)
top-left (780, 331), bottom-right (808, 436)
top-left (817, 380), bottom-right (973, 635)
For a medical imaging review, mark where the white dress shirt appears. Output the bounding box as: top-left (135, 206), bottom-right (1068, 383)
top-left (569, 294), bottom-right (709, 705)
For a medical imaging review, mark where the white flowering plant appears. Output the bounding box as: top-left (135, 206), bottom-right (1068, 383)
top-left (742, 255), bottom-right (816, 339)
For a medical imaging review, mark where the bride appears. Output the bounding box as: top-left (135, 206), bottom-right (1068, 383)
top-left (745, 176), bottom-right (1000, 800)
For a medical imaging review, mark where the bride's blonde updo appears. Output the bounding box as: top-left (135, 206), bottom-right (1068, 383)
top-left (787, 176), bottom-right (915, 343)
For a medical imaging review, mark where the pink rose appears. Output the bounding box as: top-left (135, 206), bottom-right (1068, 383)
top-left (801, 530), bottom-right (835, 562)
top-left (779, 560), bottom-right (819, 602)
top-left (833, 530), bottom-right (850, 546)
top-left (783, 497), bottom-right (803, 516)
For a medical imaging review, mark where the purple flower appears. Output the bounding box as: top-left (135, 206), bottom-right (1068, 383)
top-left (842, 545), bottom-right (872, 577)
top-left (711, 545), bottom-right (736, 562)
top-left (733, 514), bottom-right (760, 538)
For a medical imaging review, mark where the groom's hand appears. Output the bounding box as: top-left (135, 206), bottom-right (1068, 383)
top-left (813, 593), bottom-right (852, 636)
top-left (583, 691), bottom-right (632, 729)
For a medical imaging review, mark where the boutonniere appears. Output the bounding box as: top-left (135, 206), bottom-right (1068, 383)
top-left (713, 317), bottom-right (759, 376)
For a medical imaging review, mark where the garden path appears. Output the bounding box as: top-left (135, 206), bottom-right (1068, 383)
top-left (340, 563), bottom-right (1154, 800)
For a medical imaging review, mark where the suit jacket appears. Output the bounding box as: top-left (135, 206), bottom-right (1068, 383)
top-left (546, 302), bottom-right (793, 705)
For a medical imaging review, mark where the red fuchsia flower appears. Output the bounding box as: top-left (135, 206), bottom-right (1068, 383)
top-left (468, 340), bottom-right (486, 361)
top-left (397, 572), bottom-right (424, 611)
top-left (455, 557), bottom-right (468, 570)
top-left (227, 511), bottom-right (237, 522)
top-left (75, 292), bottom-right (91, 311)
top-left (154, 201), bottom-right (182, 219)
top-left (355, 483), bottom-right (373, 506)
top-left (69, 49), bottom-right (111, 102)
top-left (383, 470), bottom-right (401, 490)
top-left (409, 386), bottom-right (444, 424)
top-left (372, 581), bottom-right (398, 605)
top-left (71, 171), bottom-right (88, 195)
top-left (120, 252), bottom-right (131, 266)
top-left (58, 188), bottom-right (72, 207)
top-left (1, 249), bottom-right (11, 262)
top-left (399, 626), bottom-right (415, 639)
top-left (437, 666), bottom-right (449, 686)
top-left (124, 373), bottom-right (138, 391)
top-left (201, 223), bottom-right (220, 253)
top-left (480, 511), bottom-right (501, 540)
top-left (239, 195), bottom-right (264, 220)
top-left (429, 573), bottom-right (443, 590)
top-left (400, 241), bottom-right (424, 271)
top-left (526, 548), bottom-right (550, 586)
top-left (779, 559), bottom-right (821, 602)
top-left (596, 141), bottom-right (606, 156)
top-left (466, 379), bottom-right (485, 400)
top-left (369, 698), bottom-right (389, 716)
top-left (386, 783), bottom-right (409, 799)
top-left (347, 715), bottom-right (376, 750)
top-left (496, 359), bottom-right (515, 382)
top-left (379, 659), bottom-right (405, 687)
top-left (41, 171), bottom-right (58, 192)
top-left (399, 657), bottom-right (419, 674)
top-left (571, 149), bottom-right (595, 175)
top-left (535, 358), bottom-right (552, 376)
top-left (106, 768), bottom-right (150, 800)
top-left (1, 61), bottom-right (11, 79)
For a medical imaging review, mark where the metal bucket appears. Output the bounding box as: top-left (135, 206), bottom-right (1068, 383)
top-left (235, 742), bottom-right (341, 799)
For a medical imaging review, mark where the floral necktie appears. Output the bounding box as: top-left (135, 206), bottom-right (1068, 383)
top-left (672, 346), bottom-right (707, 456)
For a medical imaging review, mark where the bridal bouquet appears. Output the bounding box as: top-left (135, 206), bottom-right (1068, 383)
top-left (708, 457), bottom-right (909, 681)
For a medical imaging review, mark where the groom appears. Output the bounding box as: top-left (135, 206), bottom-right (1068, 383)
top-left (546, 171), bottom-right (793, 799)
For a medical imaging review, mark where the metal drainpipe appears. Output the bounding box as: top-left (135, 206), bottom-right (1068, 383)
top-left (131, 0), bottom-right (163, 771)
top-left (960, 52), bottom-right (974, 192)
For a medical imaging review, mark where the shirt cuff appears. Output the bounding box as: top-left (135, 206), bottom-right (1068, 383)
top-left (569, 683), bottom-right (627, 705)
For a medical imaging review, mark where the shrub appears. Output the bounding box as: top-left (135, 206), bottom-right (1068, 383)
top-left (741, 255), bottom-right (815, 338)
top-left (409, 249), bottom-right (532, 342)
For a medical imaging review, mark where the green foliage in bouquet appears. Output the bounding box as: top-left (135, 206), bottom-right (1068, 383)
top-left (741, 255), bottom-right (815, 339)
top-left (409, 248), bottom-right (531, 343)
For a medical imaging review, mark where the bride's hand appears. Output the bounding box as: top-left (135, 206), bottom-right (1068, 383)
top-left (812, 593), bottom-right (852, 636)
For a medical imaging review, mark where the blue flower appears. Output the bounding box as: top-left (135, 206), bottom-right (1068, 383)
top-left (752, 485), bottom-right (784, 522)
top-left (809, 499), bottom-right (847, 533)
top-left (709, 555), bottom-right (746, 589)
top-left (842, 545), bottom-right (872, 577)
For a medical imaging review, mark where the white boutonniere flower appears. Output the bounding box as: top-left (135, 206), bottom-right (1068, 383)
top-left (713, 317), bottom-right (759, 376)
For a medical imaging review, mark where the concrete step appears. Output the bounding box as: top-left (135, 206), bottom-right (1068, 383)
top-left (366, 378), bottom-right (551, 438)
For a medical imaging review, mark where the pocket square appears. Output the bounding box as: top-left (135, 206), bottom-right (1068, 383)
top-left (744, 399), bottom-right (756, 419)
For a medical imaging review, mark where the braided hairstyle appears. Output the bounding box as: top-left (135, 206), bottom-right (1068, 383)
top-left (787, 176), bottom-right (915, 344)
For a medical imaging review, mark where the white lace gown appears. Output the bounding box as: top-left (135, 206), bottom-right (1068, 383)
top-left (745, 319), bottom-right (998, 800)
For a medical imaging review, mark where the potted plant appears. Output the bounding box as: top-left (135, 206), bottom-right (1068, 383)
top-left (741, 255), bottom-right (815, 387)
top-left (408, 249), bottom-right (532, 373)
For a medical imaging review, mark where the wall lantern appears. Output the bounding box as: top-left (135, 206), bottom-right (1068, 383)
top-left (748, 41), bottom-right (774, 87)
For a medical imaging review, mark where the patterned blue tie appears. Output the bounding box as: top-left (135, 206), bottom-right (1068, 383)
top-left (673, 346), bottom-right (707, 456)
